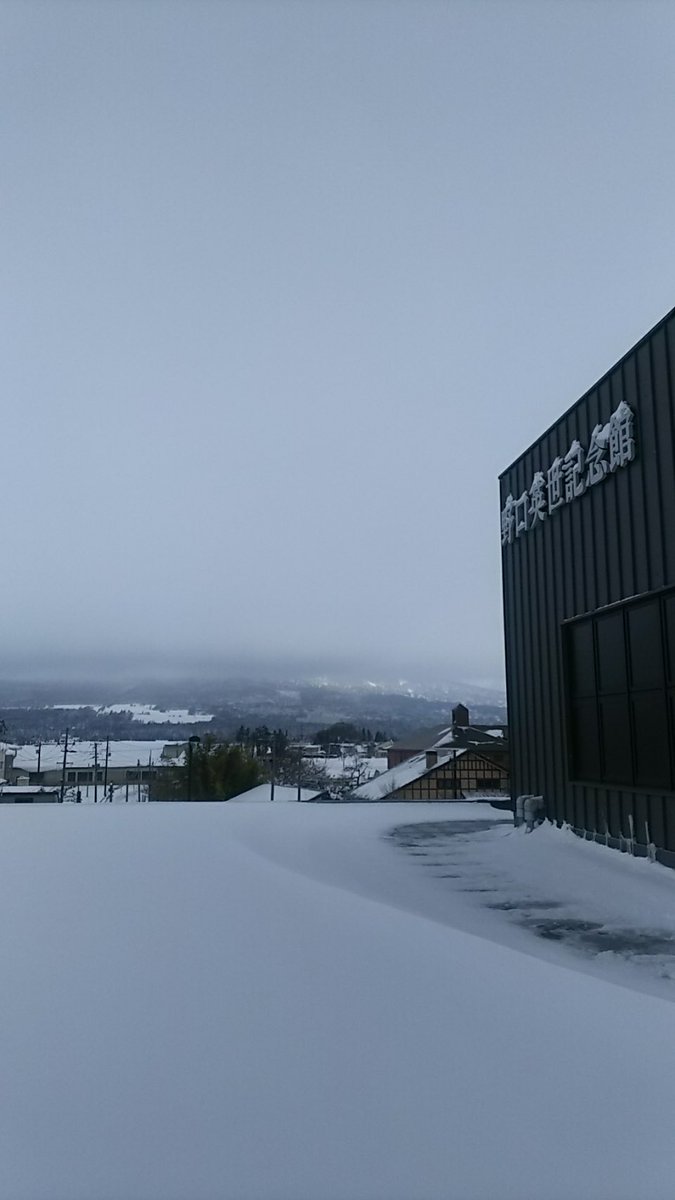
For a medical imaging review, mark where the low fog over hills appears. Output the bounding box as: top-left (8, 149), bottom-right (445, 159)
top-left (0, 671), bottom-right (506, 745)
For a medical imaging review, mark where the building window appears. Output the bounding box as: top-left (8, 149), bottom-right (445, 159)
top-left (564, 589), bottom-right (675, 791)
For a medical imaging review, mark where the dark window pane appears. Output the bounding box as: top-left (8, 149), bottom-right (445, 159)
top-left (628, 601), bottom-right (663, 690)
top-left (664, 596), bottom-right (675, 685)
top-left (596, 611), bottom-right (627, 694)
top-left (567, 620), bottom-right (595, 698)
top-left (633, 692), bottom-right (670, 790)
top-left (600, 695), bottom-right (632, 784)
top-left (569, 699), bottom-right (601, 781)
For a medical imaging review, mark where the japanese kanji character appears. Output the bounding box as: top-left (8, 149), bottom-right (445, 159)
top-left (586, 422), bottom-right (610, 486)
top-left (547, 457), bottom-right (565, 513)
top-left (529, 471), bottom-right (547, 525)
top-left (562, 440), bottom-right (586, 502)
top-left (608, 400), bottom-right (636, 471)
top-left (500, 494), bottom-right (515, 546)
top-left (514, 490), bottom-right (530, 538)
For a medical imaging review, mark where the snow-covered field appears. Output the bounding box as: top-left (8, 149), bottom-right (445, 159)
top-left (98, 703), bottom-right (214, 724)
top-left (1, 802), bottom-right (675, 1200)
top-left (317, 753), bottom-right (388, 779)
top-left (10, 742), bottom-right (179, 804)
top-left (51, 703), bottom-right (213, 723)
top-left (13, 740), bottom-right (178, 772)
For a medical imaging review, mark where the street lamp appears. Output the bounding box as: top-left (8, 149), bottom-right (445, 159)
top-left (187, 735), bottom-right (201, 802)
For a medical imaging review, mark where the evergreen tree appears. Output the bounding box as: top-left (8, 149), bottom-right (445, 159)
top-left (152, 737), bottom-right (262, 801)
top-left (314, 721), bottom-right (361, 749)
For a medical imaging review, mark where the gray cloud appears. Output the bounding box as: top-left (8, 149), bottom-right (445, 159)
top-left (3, 0), bottom-right (675, 686)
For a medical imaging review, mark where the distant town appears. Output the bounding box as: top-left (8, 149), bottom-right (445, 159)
top-left (0, 677), bottom-right (508, 805)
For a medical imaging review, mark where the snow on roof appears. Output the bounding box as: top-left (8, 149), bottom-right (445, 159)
top-left (390, 723), bottom-right (454, 752)
top-left (351, 750), bottom-right (464, 800)
top-left (13, 741), bottom-right (180, 771)
top-left (228, 784), bottom-right (322, 804)
top-left (313, 755), bottom-right (388, 780)
top-left (431, 727), bottom-right (454, 748)
top-left (390, 724), bottom-right (507, 754)
top-left (0, 785), bottom-right (59, 794)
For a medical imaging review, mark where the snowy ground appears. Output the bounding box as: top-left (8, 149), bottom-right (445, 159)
top-left (50, 704), bottom-right (214, 723)
top-left (98, 703), bottom-right (213, 724)
top-left (64, 782), bottom-right (149, 803)
top-left (385, 815), bottom-right (675, 1001)
top-left (316, 753), bottom-right (389, 780)
top-left (1, 802), bottom-right (675, 1200)
top-left (13, 740), bottom-right (179, 772)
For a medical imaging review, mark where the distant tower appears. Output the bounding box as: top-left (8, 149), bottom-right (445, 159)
top-left (452, 703), bottom-right (469, 728)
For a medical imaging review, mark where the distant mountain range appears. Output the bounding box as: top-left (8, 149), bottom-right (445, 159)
top-left (0, 675), bottom-right (506, 743)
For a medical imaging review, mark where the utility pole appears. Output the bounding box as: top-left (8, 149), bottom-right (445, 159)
top-left (297, 745), bottom-right (303, 804)
top-left (37, 740), bottom-right (42, 778)
top-left (60, 729), bottom-right (69, 803)
top-left (94, 742), bottom-right (99, 803)
top-left (270, 738), bottom-right (275, 803)
top-left (103, 737), bottom-right (110, 799)
top-left (187, 736), bottom-right (201, 802)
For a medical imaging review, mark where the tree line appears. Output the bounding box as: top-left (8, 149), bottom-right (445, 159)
top-left (151, 737), bottom-right (262, 802)
top-left (151, 729), bottom-right (333, 801)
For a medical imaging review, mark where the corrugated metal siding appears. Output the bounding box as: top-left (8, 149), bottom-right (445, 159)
top-left (500, 307), bottom-right (675, 860)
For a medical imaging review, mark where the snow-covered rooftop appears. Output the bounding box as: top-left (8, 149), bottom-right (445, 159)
top-left (228, 784), bottom-right (322, 804)
top-left (13, 741), bottom-right (180, 771)
top-left (0, 785), bottom-right (59, 795)
top-left (389, 723), bottom-right (506, 754)
top-left (312, 754), bottom-right (388, 780)
top-left (351, 750), bottom-right (464, 800)
top-left (431, 727), bottom-right (454, 748)
top-left (0, 802), bottom-right (672, 1199)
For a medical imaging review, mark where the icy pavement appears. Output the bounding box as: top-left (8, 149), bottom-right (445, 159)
top-left (387, 815), bottom-right (675, 1000)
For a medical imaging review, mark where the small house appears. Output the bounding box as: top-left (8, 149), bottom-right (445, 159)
top-left (349, 747), bottom-right (509, 802)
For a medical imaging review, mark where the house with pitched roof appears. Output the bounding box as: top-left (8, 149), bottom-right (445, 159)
top-left (349, 744), bottom-right (509, 802)
top-left (386, 704), bottom-right (508, 783)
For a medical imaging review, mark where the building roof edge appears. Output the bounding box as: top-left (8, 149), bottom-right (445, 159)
top-left (498, 301), bottom-right (675, 482)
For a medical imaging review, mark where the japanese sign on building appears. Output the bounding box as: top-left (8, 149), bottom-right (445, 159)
top-left (501, 400), bottom-right (636, 546)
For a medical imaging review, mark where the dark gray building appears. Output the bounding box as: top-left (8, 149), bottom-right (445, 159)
top-left (500, 305), bottom-right (675, 866)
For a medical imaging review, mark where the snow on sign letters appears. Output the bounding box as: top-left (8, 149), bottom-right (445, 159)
top-left (501, 400), bottom-right (636, 546)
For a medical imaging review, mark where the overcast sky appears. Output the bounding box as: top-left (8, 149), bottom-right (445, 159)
top-left (3, 0), bottom-right (675, 687)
